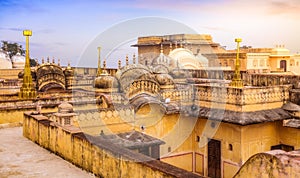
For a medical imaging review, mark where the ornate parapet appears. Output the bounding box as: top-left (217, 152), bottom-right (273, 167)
top-left (126, 79), bottom-right (160, 99)
top-left (194, 84), bottom-right (291, 112)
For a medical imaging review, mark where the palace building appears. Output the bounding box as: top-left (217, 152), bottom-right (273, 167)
top-left (1, 33), bottom-right (300, 177)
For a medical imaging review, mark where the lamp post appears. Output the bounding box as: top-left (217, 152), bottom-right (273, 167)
top-left (19, 30), bottom-right (36, 99)
top-left (230, 38), bottom-right (243, 88)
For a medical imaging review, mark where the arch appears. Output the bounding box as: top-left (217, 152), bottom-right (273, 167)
top-left (280, 60), bottom-right (287, 72)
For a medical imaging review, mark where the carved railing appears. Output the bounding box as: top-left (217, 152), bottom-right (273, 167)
top-left (194, 85), bottom-right (291, 105)
top-left (126, 80), bottom-right (160, 99)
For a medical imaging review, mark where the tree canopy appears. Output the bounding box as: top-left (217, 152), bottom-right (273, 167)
top-left (1, 41), bottom-right (37, 67)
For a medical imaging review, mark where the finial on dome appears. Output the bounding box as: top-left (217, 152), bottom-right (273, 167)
top-left (126, 54), bottom-right (129, 65)
top-left (42, 57), bottom-right (44, 64)
top-left (67, 60), bottom-right (71, 69)
top-left (118, 59), bottom-right (121, 69)
top-left (133, 53), bottom-right (136, 64)
top-left (103, 59), bottom-right (106, 70)
top-left (47, 57), bottom-right (50, 63)
top-left (58, 59), bottom-right (60, 66)
top-left (52, 57), bottom-right (55, 64)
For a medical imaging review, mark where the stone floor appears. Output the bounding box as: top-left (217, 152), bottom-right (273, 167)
top-left (0, 127), bottom-right (94, 178)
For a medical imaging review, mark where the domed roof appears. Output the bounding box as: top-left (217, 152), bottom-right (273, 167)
top-left (0, 50), bottom-right (12, 69)
top-left (169, 48), bottom-right (202, 69)
top-left (152, 53), bottom-right (175, 68)
top-left (64, 65), bottom-right (74, 76)
top-left (271, 46), bottom-right (290, 56)
top-left (11, 53), bottom-right (25, 68)
top-left (115, 64), bottom-right (155, 91)
top-left (94, 70), bottom-right (119, 90)
top-left (196, 53), bottom-right (208, 67)
top-left (58, 102), bottom-right (73, 113)
top-left (155, 73), bottom-right (174, 86)
top-left (170, 68), bottom-right (189, 79)
top-left (36, 63), bottom-right (64, 77)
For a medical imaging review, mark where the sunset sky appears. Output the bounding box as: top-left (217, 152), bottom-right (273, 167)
top-left (1, 0), bottom-right (299, 67)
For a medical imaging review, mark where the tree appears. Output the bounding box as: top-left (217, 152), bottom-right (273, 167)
top-left (1, 41), bottom-right (25, 58)
top-left (30, 59), bottom-right (37, 67)
top-left (1, 41), bottom-right (37, 67)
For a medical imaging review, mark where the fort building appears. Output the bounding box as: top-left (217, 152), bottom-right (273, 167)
top-left (1, 33), bottom-right (300, 177)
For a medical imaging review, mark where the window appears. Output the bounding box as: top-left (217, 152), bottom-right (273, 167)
top-left (253, 59), bottom-right (258, 67)
top-left (271, 144), bottom-right (294, 152)
top-left (228, 144), bottom-right (233, 151)
top-left (196, 136), bottom-right (200, 142)
top-left (84, 68), bottom-right (89, 75)
top-left (259, 59), bottom-right (264, 67)
top-left (64, 117), bottom-right (71, 125)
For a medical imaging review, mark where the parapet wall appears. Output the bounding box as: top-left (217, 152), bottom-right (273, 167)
top-left (23, 112), bottom-right (201, 178)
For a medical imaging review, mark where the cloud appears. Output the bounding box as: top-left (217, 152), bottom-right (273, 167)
top-left (0, 27), bottom-right (24, 32)
top-left (266, 0), bottom-right (300, 17)
top-left (36, 29), bottom-right (55, 34)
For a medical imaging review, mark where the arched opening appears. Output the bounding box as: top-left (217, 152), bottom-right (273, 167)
top-left (280, 60), bottom-right (287, 72)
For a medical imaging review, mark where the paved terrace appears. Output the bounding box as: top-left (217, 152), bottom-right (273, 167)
top-left (0, 127), bottom-right (93, 178)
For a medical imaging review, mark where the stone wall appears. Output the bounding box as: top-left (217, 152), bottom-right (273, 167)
top-left (23, 112), bottom-right (201, 178)
top-left (234, 151), bottom-right (300, 178)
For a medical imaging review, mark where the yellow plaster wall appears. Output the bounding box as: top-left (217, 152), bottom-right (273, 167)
top-left (0, 107), bottom-right (57, 124)
top-left (23, 113), bottom-right (196, 178)
top-left (160, 117), bottom-right (242, 177)
top-left (161, 152), bottom-right (193, 172)
top-left (241, 122), bottom-right (279, 163)
top-left (278, 123), bottom-right (300, 150)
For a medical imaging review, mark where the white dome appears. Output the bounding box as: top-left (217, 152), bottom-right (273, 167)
top-left (11, 53), bottom-right (25, 68)
top-left (0, 50), bottom-right (12, 69)
top-left (169, 48), bottom-right (202, 69)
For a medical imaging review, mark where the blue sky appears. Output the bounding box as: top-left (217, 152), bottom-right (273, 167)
top-left (1, 0), bottom-right (300, 67)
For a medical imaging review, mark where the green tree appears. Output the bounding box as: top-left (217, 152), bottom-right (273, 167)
top-left (1, 41), bottom-right (37, 67)
top-left (1, 41), bottom-right (25, 58)
top-left (30, 59), bottom-right (37, 67)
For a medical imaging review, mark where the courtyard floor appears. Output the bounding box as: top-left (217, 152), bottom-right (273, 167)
top-left (0, 126), bottom-right (94, 178)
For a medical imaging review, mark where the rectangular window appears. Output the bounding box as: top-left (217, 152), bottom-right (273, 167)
top-left (64, 118), bottom-right (71, 125)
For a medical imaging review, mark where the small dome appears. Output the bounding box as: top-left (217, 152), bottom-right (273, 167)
top-left (152, 53), bottom-right (175, 68)
top-left (271, 47), bottom-right (290, 56)
top-left (64, 66), bottom-right (74, 76)
top-left (58, 102), bottom-right (73, 113)
top-left (0, 50), bottom-right (12, 69)
top-left (115, 64), bottom-right (154, 91)
top-left (170, 68), bottom-right (189, 79)
top-left (94, 70), bottom-right (119, 89)
top-left (155, 73), bottom-right (174, 86)
top-left (11, 53), bottom-right (25, 68)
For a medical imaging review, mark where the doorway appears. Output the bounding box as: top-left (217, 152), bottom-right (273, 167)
top-left (208, 139), bottom-right (221, 178)
top-left (280, 60), bottom-right (287, 72)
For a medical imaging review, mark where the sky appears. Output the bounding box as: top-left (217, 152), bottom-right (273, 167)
top-left (0, 0), bottom-right (300, 67)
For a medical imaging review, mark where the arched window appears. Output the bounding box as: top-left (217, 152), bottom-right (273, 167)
top-left (259, 59), bottom-right (264, 67)
top-left (290, 59), bottom-right (295, 66)
top-left (253, 59), bottom-right (258, 67)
